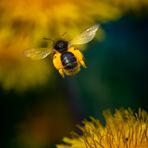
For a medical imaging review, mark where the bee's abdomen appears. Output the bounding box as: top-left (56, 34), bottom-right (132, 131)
top-left (61, 52), bottom-right (77, 70)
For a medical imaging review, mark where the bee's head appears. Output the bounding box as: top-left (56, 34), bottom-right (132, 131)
top-left (54, 40), bottom-right (68, 53)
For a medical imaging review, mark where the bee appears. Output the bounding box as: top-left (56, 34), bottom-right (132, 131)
top-left (24, 24), bottom-right (99, 77)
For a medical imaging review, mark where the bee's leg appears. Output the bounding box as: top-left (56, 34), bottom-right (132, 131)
top-left (80, 60), bottom-right (87, 68)
top-left (59, 69), bottom-right (65, 78)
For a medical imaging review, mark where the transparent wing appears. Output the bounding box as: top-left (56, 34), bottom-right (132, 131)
top-left (24, 48), bottom-right (52, 60)
top-left (70, 24), bottom-right (99, 45)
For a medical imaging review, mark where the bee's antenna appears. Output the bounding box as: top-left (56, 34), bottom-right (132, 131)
top-left (42, 37), bottom-right (54, 42)
top-left (62, 32), bottom-right (67, 37)
top-left (61, 32), bottom-right (71, 41)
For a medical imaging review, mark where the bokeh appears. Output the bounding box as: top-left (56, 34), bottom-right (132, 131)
top-left (1, 0), bottom-right (148, 148)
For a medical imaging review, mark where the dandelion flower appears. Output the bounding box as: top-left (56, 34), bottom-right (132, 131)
top-left (56, 108), bottom-right (148, 148)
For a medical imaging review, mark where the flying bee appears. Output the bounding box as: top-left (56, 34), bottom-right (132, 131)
top-left (24, 24), bottom-right (99, 77)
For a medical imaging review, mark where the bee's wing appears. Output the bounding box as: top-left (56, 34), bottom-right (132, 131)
top-left (69, 24), bottom-right (99, 46)
top-left (24, 48), bottom-right (52, 60)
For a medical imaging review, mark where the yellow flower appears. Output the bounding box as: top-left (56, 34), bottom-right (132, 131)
top-left (56, 108), bottom-right (148, 148)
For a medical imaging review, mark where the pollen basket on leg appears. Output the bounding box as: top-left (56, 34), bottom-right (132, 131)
top-left (53, 52), bottom-right (63, 70)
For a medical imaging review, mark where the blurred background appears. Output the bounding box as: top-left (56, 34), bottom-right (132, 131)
top-left (1, 0), bottom-right (148, 148)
